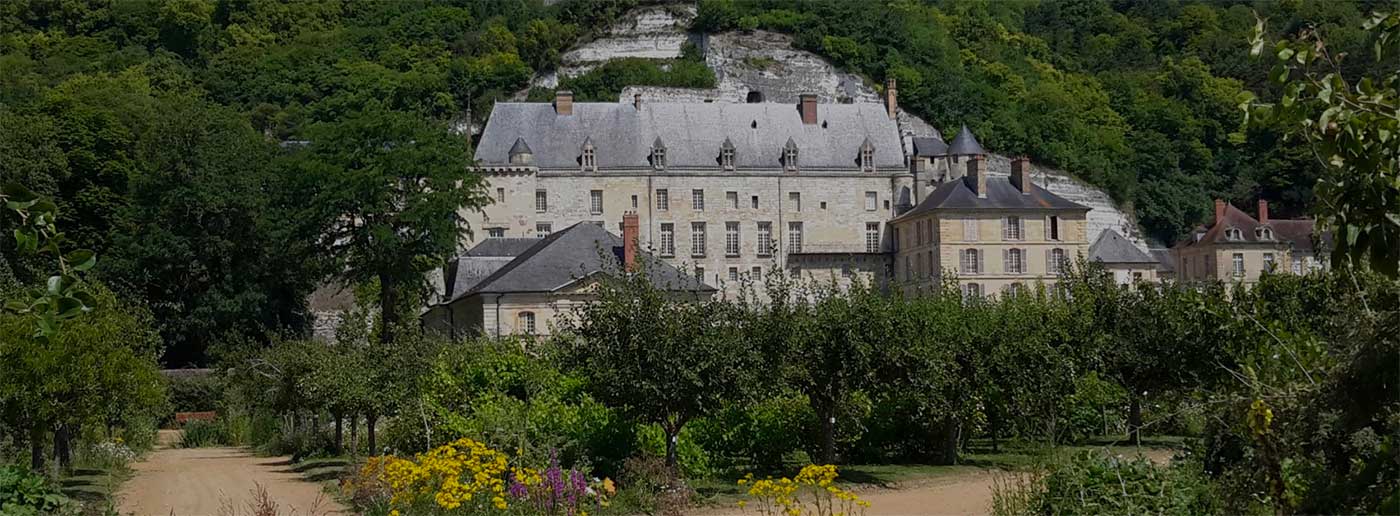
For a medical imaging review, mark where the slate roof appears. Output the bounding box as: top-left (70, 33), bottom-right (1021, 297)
top-left (449, 222), bottom-right (713, 301)
top-left (1177, 203), bottom-right (1325, 252)
top-left (894, 175), bottom-right (1089, 220)
top-left (1150, 249), bottom-right (1175, 273)
top-left (1089, 229), bottom-right (1156, 264)
top-left (463, 238), bottom-right (538, 257)
top-left (946, 125), bottom-right (985, 156)
top-left (475, 101), bottom-right (904, 170)
top-left (912, 137), bottom-right (948, 157)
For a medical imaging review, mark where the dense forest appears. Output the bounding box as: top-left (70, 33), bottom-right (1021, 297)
top-left (0, 0), bottom-right (1389, 364)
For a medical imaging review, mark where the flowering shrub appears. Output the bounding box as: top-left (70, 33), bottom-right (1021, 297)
top-left (356, 438), bottom-right (611, 515)
top-left (738, 464), bottom-right (870, 516)
top-left (84, 438), bottom-right (138, 469)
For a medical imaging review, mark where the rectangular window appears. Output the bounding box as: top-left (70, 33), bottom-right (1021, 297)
top-left (1047, 216), bottom-right (1061, 241)
top-left (631, 194), bottom-right (638, 209)
top-left (726, 191), bottom-right (739, 209)
top-left (656, 189), bottom-right (669, 211)
top-left (659, 223), bottom-right (675, 257)
top-left (751, 266), bottom-right (762, 280)
top-left (725, 222), bottom-right (740, 257)
top-left (751, 195), bottom-right (759, 209)
top-left (496, 187), bottom-right (505, 203)
top-left (904, 256), bottom-right (912, 281)
top-left (692, 189), bottom-right (705, 211)
top-left (841, 264), bottom-right (853, 278)
top-left (487, 228), bottom-right (505, 239)
top-left (691, 222), bottom-right (706, 257)
top-left (695, 266), bottom-right (704, 283)
top-left (728, 267), bottom-right (739, 282)
top-left (1005, 248), bottom-right (1024, 274)
top-left (1292, 257), bottom-right (1302, 274)
top-left (756, 222), bottom-right (773, 256)
top-left (589, 190), bottom-right (603, 215)
top-left (518, 312), bottom-right (535, 334)
top-left (865, 222), bottom-right (880, 253)
top-left (1263, 253), bottom-right (1275, 272)
top-left (787, 222), bottom-right (803, 254)
top-left (1003, 216), bottom-right (1022, 240)
top-left (960, 249), bottom-right (980, 274)
top-left (917, 253), bottom-right (925, 279)
top-left (864, 191), bottom-right (877, 211)
top-left (1049, 248), bottom-right (1067, 274)
top-left (963, 218), bottom-right (978, 241)
top-left (1232, 253), bottom-right (1245, 277)
top-left (535, 222), bottom-right (551, 237)
top-left (535, 190), bottom-right (547, 213)
top-left (788, 192), bottom-right (801, 211)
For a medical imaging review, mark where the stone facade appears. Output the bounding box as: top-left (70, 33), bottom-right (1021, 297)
top-left (1172, 200), bottom-right (1328, 285)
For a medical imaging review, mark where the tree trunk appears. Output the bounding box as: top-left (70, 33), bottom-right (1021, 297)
top-left (350, 415), bottom-right (359, 457)
top-left (53, 424), bottom-right (72, 473)
top-left (334, 412), bottom-right (344, 455)
top-left (1128, 394), bottom-right (1143, 445)
top-left (816, 398), bottom-right (837, 464)
top-left (29, 426), bottom-right (45, 472)
top-left (930, 419), bottom-right (959, 465)
top-left (990, 413), bottom-right (1000, 453)
top-left (664, 425), bottom-right (680, 470)
top-left (367, 411), bottom-right (378, 456)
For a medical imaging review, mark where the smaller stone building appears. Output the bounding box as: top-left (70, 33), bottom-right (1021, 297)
top-left (891, 136), bottom-right (1091, 298)
top-left (422, 214), bottom-right (713, 338)
top-left (1089, 229), bottom-right (1160, 284)
top-left (1172, 199), bottom-right (1328, 284)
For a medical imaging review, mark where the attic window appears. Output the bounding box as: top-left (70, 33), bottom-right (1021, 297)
top-left (859, 139), bottom-right (875, 172)
top-left (1226, 227), bottom-right (1243, 241)
top-left (650, 138), bottom-right (667, 170)
top-left (720, 141), bottom-right (736, 170)
top-left (580, 140), bottom-right (596, 171)
top-left (1255, 226), bottom-right (1274, 240)
top-left (783, 138), bottom-right (799, 172)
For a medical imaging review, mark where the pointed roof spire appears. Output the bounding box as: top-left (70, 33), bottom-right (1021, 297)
top-left (946, 125), bottom-right (984, 156)
top-left (509, 137), bottom-right (532, 155)
top-left (652, 136), bottom-right (665, 150)
top-left (784, 136), bottom-right (798, 150)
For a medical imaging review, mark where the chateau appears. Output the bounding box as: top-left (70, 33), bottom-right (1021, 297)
top-left (1172, 199), bottom-right (1328, 284)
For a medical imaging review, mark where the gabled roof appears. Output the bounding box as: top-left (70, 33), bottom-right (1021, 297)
top-left (912, 137), bottom-right (947, 157)
top-left (946, 125), bottom-right (984, 156)
top-left (1177, 203), bottom-right (1323, 251)
top-left (894, 175), bottom-right (1089, 220)
top-left (1090, 229), bottom-right (1156, 264)
top-left (475, 101), bottom-right (905, 170)
top-left (450, 222), bottom-right (713, 300)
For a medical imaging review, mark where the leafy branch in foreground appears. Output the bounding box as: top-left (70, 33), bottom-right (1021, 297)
top-left (1238, 11), bottom-right (1400, 277)
top-left (1, 182), bottom-right (98, 339)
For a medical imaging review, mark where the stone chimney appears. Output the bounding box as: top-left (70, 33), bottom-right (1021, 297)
top-left (799, 94), bottom-right (818, 125)
top-left (1010, 156), bottom-right (1032, 195)
top-left (1257, 199), bottom-right (1269, 224)
top-left (884, 78), bottom-right (898, 119)
top-left (965, 154), bottom-right (987, 198)
top-left (622, 211), bottom-right (639, 272)
top-left (633, 93), bottom-right (642, 111)
top-left (554, 90), bottom-right (573, 115)
top-left (1214, 199), bottom-right (1226, 226)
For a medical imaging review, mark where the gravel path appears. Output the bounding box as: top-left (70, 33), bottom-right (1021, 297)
top-left (694, 469), bottom-right (999, 516)
top-left (117, 434), bottom-right (345, 516)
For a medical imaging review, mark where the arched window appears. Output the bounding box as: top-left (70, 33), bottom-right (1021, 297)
top-left (1006, 248), bottom-right (1024, 274)
top-left (961, 248), bottom-right (980, 274)
top-left (1225, 227), bottom-right (1243, 241)
top-left (518, 311), bottom-right (536, 335)
top-left (1255, 226), bottom-right (1273, 240)
top-left (963, 282), bottom-right (982, 299)
top-left (1006, 282), bottom-right (1024, 296)
top-left (783, 138), bottom-right (799, 171)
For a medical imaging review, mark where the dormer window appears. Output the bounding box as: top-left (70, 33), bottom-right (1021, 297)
top-left (650, 137), bottom-right (667, 170)
top-left (720, 138), bottom-right (736, 170)
top-left (580, 137), bottom-right (596, 172)
top-left (783, 137), bottom-right (799, 172)
top-left (1225, 227), bottom-right (1243, 241)
top-left (859, 138), bottom-right (875, 171)
top-left (1255, 226), bottom-right (1274, 240)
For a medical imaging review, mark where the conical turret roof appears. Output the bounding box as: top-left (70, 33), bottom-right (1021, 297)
top-left (946, 125), bottom-right (984, 156)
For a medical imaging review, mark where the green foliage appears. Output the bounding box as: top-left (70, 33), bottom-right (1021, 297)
top-left (994, 451), bottom-right (1217, 515)
top-left (530, 54), bottom-right (716, 102)
top-left (0, 465), bottom-right (73, 516)
top-left (178, 419), bottom-right (231, 448)
top-left (1241, 11), bottom-right (1400, 277)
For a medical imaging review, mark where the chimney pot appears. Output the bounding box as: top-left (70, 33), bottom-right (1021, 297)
top-left (622, 212), bottom-right (640, 272)
top-left (554, 90), bottom-right (573, 115)
top-left (964, 154), bottom-right (988, 198)
top-left (884, 78), bottom-right (898, 119)
top-left (799, 94), bottom-right (818, 125)
top-left (1214, 199), bottom-right (1227, 227)
top-left (1257, 199), bottom-right (1269, 224)
top-left (1011, 156), bottom-right (1033, 194)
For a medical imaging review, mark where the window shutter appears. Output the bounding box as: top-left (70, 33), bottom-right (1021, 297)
top-left (1022, 248), bottom-right (1029, 274)
top-left (1002, 249), bottom-right (1009, 273)
top-left (1000, 217), bottom-right (1007, 240)
top-left (978, 250), bottom-right (984, 275)
top-left (959, 250), bottom-right (967, 273)
top-left (1046, 249), bottom-right (1053, 273)
top-left (1044, 216), bottom-right (1051, 240)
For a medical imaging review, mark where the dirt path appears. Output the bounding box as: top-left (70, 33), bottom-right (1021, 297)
top-left (117, 433), bottom-right (345, 516)
top-left (694, 469), bottom-right (1000, 516)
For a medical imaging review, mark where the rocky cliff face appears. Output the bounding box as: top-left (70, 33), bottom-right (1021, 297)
top-left (528, 5), bottom-right (1149, 250)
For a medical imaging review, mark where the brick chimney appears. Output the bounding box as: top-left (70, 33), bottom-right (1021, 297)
top-left (633, 93), bottom-right (642, 110)
top-left (965, 154), bottom-right (987, 198)
top-left (884, 78), bottom-right (898, 119)
top-left (622, 211), bottom-right (639, 272)
top-left (554, 90), bottom-right (573, 115)
top-left (1010, 156), bottom-right (1032, 194)
top-left (1257, 199), bottom-right (1269, 224)
top-left (1214, 199), bottom-right (1226, 226)
top-left (799, 94), bottom-right (818, 125)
